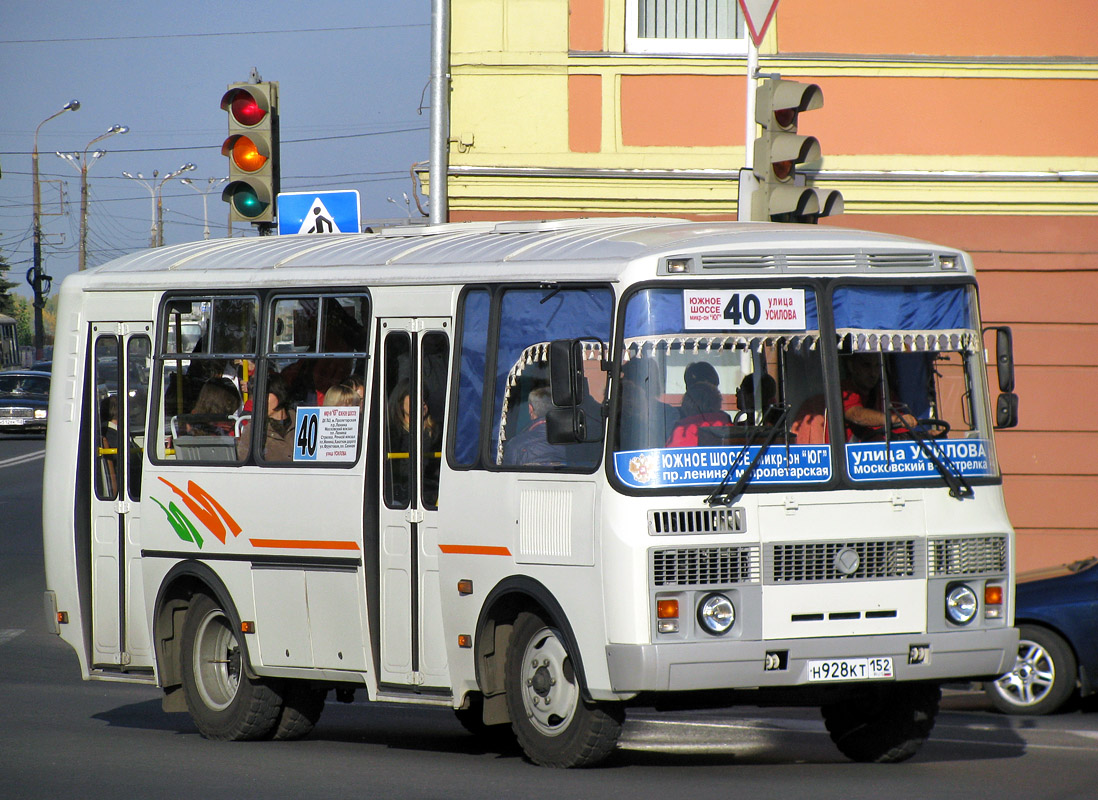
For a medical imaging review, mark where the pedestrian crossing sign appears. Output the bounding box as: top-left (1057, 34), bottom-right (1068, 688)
top-left (276, 190), bottom-right (361, 235)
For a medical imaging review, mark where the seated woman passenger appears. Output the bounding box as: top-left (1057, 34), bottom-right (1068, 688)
top-left (187, 377), bottom-right (240, 435)
top-left (237, 373), bottom-right (294, 462)
top-left (666, 381), bottom-right (732, 447)
top-left (323, 382), bottom-right (360, 407)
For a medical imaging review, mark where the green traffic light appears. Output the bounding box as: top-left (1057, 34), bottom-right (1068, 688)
top-left (231, 186), bottom-right (269, 218)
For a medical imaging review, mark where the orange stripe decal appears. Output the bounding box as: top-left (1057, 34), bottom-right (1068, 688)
top-left (249, 539), bottom-right (361, 551)
top-left (438, 544), bottom-right (512, 556)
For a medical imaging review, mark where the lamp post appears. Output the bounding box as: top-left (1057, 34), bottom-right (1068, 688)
top-left (122, 170), bottom-right (158, 248)
top-left (123, 162), bottom-right (195, 247)
top-left (156, 163), bottom-right (195, 246)
top-left (180, 176), bottom-right (227, 240)
top-left (56, 124), bottom-right (128, 271)
top-left (31, 99), bottom-right (80, 360)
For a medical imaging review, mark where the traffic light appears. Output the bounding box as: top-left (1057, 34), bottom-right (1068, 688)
top-left (751, 78), bottom-right (842, 223)
top-left (221, 81), bottom-right (279, 225)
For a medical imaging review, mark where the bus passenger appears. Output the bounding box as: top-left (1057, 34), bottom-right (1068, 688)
top-left (504, 386), bottom-right (568, 466)
top-left (323, 382), bottom-right (360, 407)
top-left (237, 372), bottom-right (294, 462)
top-left (188, 377), bottom-right (241, 435)
top-left (666, 381), bottom-right (731, 447)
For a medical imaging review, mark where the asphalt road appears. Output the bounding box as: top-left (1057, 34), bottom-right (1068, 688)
top-left (2, 432), bottom-right (1096, 800)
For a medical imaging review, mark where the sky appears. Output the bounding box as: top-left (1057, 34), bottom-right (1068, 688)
top-left (0, 1), bottom-right (433, 301)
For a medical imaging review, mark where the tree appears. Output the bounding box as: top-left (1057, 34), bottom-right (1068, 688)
top-left (9, 296), bottom-right (34, 347)
top-left (0, 245), bottom-right (17, 316)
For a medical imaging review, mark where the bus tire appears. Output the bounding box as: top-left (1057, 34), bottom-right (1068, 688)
top-left (821, 682), bottom-right (940, 763)
top-left (180, 592), bottom-right (283, 741)
top-left (270, 682), bottom-right (327, 741)
top-left (504, 611), bottom-right (623, 768)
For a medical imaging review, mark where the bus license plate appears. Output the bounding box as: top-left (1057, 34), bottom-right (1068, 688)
top-left (807, 657), bottom-right (894, 682)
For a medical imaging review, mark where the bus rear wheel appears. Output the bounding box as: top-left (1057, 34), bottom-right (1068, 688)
top-left (821, 682), bottom-right (940, 763)
top-left (180, 592), bottom-right (283, 741)
top-left (504, 611), bottom-right (623, 768)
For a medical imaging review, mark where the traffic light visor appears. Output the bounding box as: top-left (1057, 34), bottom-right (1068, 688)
top-left (220, 87), bottom-right (270, 127)
top-left (756, 80), bottom-right (823, 128)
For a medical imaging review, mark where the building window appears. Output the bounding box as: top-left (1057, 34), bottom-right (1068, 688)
top-left (626, 0), bottom-right (746, 55)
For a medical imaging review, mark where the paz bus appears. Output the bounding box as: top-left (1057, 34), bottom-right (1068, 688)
top-left (42, 218), bottom-right (1019, 767)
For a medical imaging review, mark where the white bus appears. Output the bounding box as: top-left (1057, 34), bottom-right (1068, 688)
top-left (42, 218), bottom-right (1019, 767)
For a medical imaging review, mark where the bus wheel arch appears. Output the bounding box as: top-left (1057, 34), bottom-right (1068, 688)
top-left (152, 562), bottom-right (258, 712)
top-left (473, 577), bottom-right (622, 766)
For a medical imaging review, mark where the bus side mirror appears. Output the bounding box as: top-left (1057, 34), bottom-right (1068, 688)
top-left (996, 392), bottom-right (1019, 429)
top-left (991, 326), bottom-right (1015, 393)
top-left (985, 326), bottom-right (1019, 429)
top-left (547, 338), bottom-right (604, 444)
top-left (549, 339), bottom-right (580, 407)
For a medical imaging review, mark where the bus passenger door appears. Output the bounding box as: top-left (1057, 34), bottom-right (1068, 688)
top-left (376, 318), bottom-right (451, 688)
top-left (88, 323), bottom-right (153, 668)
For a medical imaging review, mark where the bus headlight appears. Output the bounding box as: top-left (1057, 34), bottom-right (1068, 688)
top-left (697, 593), bottom-right (735, 635)
top-left (945, 583), bottom-right (978, 625)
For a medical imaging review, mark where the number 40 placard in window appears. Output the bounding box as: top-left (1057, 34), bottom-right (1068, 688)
top-left (683, 289), bottom-right (806, 331)
top-left (294, 406), bottom-right (361, 463)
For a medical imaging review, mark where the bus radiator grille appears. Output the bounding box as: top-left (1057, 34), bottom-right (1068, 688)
top-left (927, 536), bottom-right (1008, 576)
top-left (766, 539), bottom-right (919, 583)
top-left (651, 546), bottom-right (761, 587)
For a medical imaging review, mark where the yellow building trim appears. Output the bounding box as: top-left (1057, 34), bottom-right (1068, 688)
top-left (441, 172), bottom-right (1098, 216)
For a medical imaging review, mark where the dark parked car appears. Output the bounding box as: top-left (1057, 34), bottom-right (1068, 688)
top-left (985, 556), bottom-right (1098, 714)
top-left (0, 369), bottom-right (51, 434)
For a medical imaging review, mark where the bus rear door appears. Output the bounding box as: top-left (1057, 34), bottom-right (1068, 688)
top-left (376, 318), bottom-right (451, 689)
top-left (88, 322), bottom-right (153, 669)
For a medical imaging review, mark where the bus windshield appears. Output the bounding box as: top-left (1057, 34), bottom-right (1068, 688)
top-left (611, 283), bottom-right (996, 493)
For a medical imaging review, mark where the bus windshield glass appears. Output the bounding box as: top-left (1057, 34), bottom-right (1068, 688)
top-left (611, 283), bottom-right (996, 493)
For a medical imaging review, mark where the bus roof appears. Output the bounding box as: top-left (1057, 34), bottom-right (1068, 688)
top-left (75, 218), bottom-right (970, 290)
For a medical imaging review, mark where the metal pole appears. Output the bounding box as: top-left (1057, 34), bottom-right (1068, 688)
top-left (429, 0), bottom-right (450, 225)
top-left (79, 161), bottom-right (89, 271)
top-left (30, 100), bottom-right (79, 360)
top-left (745, 37), bottom-right (758, 170)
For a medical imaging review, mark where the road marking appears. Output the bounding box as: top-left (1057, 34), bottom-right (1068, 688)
top-left (624, 714), bottom-right (1098, 754)
top-left (0, 629), bottom-right (24, 646)
top-left (0, 450), bottom-right (45, 470)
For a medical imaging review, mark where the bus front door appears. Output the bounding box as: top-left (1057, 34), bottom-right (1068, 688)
top-left (376, 319), bottom-right (451, 689)
top-left (87, 323), bottom-right (153, 669)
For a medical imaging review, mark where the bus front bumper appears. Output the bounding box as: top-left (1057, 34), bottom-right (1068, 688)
top-left (605, 628), bottom-right (1019, 693)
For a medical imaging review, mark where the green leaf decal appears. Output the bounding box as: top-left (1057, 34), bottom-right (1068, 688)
top-left (151, 497), bottom-right (204, 549)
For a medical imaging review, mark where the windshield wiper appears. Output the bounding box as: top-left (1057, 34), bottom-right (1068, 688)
top-left (706, 403), bottom-right (792, 507)
top-left (891, 406), bottom-right (974, 500)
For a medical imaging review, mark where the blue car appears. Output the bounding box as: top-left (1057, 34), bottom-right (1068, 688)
top-left (985, 557), bottom-right (1098, 714)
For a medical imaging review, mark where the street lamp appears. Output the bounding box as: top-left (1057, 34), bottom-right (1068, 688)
top-left (181, 176), bottom-right (227, 240)
top-left (31, 99), bottom-right (79, 360)
top-left (56, 124), bottom-right (129, 271)
top-left (123, 162), bottom-right (195, 247)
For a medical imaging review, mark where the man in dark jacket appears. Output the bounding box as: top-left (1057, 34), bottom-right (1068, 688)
top-left (504, 386), bottom-right (569, 466)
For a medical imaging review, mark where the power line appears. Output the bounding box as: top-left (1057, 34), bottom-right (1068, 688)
top-left (0, 23), bottom-right (429, 46)
top-left (0, 125), bottom-right (429, 157)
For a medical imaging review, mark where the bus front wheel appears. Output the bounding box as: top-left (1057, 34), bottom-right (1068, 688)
top-left (504, 611), bottom-right (623, 767)
top-left (180, 592), bottom-right (283, 741)
top-left (822, 682), bottom-right (940, 763)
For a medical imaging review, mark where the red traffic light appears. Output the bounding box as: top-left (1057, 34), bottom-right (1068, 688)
top-left (220, 87), bottom-right (269, 127)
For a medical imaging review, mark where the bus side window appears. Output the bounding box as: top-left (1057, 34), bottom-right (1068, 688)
top-left (384, 332), bottom-right (413, 508)
top-left (421, 331), bottom-right (449, 509)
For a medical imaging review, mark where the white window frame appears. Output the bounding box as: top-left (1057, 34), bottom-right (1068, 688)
top-left (625, 0), bottom-right (748, 56)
